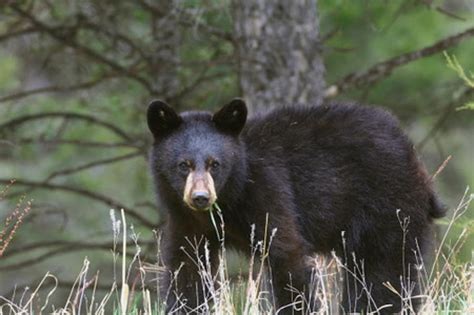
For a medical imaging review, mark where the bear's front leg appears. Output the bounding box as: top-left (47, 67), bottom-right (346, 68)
top-left (159, 222), bottom-right (219, 314)
top-left (253, 213), bottom-right (314, 315)
top-left (269, 238), bottom-right (314, 314)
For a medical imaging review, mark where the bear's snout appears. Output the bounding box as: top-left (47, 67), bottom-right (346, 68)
top-left (191, 191), bottom-right (210, 210)
top-left (183, 170), bottom-right (217, 211)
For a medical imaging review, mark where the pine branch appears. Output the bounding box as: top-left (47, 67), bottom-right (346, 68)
top-left (325, 27), bottom-right (474, 97)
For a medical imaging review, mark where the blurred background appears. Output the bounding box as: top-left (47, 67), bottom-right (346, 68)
top-left (0, 0), bottom-right (473, 306)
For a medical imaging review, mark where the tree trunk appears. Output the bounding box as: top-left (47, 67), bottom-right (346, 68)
top-left (232, 0), bottom-right (325, 113)
top-left (148, 1), bottom-right (182, 102)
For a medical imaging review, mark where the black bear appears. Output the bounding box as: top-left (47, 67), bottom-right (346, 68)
top-left (146, 99), bottom-right (445, 314)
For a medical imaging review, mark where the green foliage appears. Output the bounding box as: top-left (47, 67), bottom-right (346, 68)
top-left (445, 52), bottom-right (474, 88)
top-left (444, 51), bottom-right (474, 111)
top-left (321, 1), bottom-right (474, 112)
top-left (0, 53), bottom-right (18, 91)
top-left (456, 101), bottom-right (474, 110)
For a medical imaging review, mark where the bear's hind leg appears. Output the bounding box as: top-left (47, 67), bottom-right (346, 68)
top-left (341, 258), bottom-right (400, 314)
top-left (342, 254), bottom-right (423, 314)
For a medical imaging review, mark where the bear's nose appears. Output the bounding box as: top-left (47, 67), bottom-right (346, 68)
top-left (191, 191), bottom-right (210, 210)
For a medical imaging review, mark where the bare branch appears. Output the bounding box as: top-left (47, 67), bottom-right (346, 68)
top-left (15, 138), bottom-right (141, 149)
top-left (1, 239), bottom-right (154, 260)
top-left (0, 243), bottom-right (140, 271)
top-left (0, 112), bottom-right (134, 142)
top-left (0, 26), bottom-right (38, 42)
top-left (417, 87), bottom-right (474, 150)
top-left (80, 21), bottom-right (151, 64)
top-left (0, 75), bottom-right (115, 103)
top-left (4, 152), bottom-right (143, 201)
top-left (325, 26), bottom-right (474, 97)
top-left (44, 151), bottom-right (143, 182)
top-left (435, 6), bottom-right (466, 21)
top-left (418, 0), bottom-right (467, 21)
top-left (136, 0), bottom-right (233, 42)
top-left (7, 3), bottom-right (155, 94)
top-left (169, 71), bottom-right (230, 104)
top-left (0, 178), bottom-right (156, 228)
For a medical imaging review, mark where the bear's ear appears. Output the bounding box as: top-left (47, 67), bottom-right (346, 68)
top-left (147, 100), bottom-right (182, 138)
top-left (212, 98), bottom-right (247, 136)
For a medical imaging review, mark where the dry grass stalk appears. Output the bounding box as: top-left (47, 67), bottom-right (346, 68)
top-left (0, 193), bottom-right (472, 314)
top-left (0, 180), bottom-right (32, 257)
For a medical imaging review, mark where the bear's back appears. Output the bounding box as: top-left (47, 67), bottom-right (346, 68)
top-left (240, 102), bottom-right (436, 250)
top-left (242, 102), bottom-right (409, 160)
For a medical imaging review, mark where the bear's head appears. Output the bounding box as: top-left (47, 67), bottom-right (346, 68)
top-left (147, 99), bottom-right (247, 212)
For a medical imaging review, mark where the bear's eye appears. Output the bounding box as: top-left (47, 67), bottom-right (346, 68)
top-left (178, 161), bottom-right (190, 172)
top-left (210, 160), bottom-right (220, 170)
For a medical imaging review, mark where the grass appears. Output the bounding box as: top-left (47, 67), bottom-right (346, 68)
top-left (0, 191), bottom-right (472, 314)
top-left (0, 180), bottom-right (31, 258)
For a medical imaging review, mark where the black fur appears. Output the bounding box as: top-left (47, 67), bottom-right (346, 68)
top-left (147, 100), bottom-right (446, 314)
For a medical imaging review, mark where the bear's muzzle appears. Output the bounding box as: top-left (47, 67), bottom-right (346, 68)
top-left (183, 171), bottom-right (217, 211)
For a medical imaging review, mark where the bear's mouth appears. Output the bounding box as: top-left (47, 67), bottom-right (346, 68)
top-left (183, 171), bottom-right (217, 211)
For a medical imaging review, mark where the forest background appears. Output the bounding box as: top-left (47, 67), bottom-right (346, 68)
top-left (0, 0), bottom-right (473, 312)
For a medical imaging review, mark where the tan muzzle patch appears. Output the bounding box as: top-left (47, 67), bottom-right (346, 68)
top-left (183, 171), bottom-right (217, 211)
